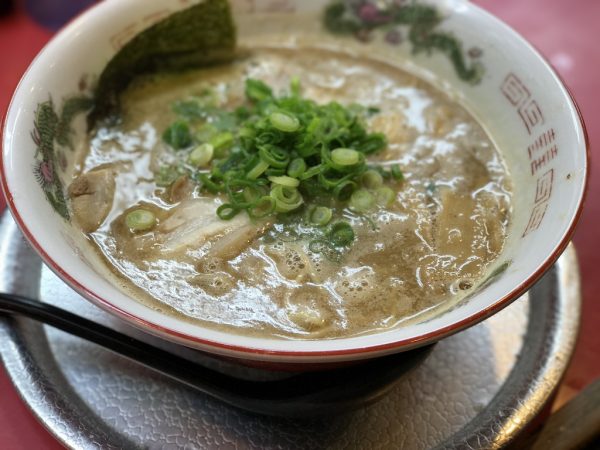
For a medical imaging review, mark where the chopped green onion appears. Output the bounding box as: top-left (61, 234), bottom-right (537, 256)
top-left (329, 222), bottom-right (355, 247)
top-left (268, 175), bottom-right (300, 188)
top-left (234, 106), bottom-right (251, 121)
top-left (249, 196), bottom-right (275, 218)
top-left (269, 111), bottom-right (300, 132)
top-left (361, 169), bottom-right (383, 190)
top-left (349, 188), bottom-right (375, 213)
top-left (287, 158), bottom-right (307, 178)
top-left (189, 143), bottom-right (214, 167)
top-left (194, 124), bottom-right (217, 142)
top-left (300, 165), bottom-right (322, 180)
top-left (309, 206), bottom-right (333, 226)
top-left (163, 120), bottom-right (192, 149)
top-left (245, 78), bottom-right (273, 102)
top-left (243, 185), bottom-right (265, 203)
top-left (225, 179), bottom-right (259, 207)
top-left (209, 131), bottom-right (234, 150)
top-left (238, 126), bottom-right (255, 140)
top-left (319, 170), bottom-right (351, 189)
top-left (391, 164), bottom-right (404, 181)
top-left (333, 180), bottom-right (357, 201)
top-left (375, 187), bottom-right (395, 207)
top-left (265, 167), bottom-right (286, 177)
top-left (125, 209), bottom-right (156, 232)
top-left (331, 148), bottom-right (360, 166)
top-left (198, 173), bottom-right (224, 193)
top-left (290, 76), bottom-right (301, 97)
top-left (162, 77), bottom-right (399, 247)
top-left (246, 159), bottom-right (269, 180)
top-left (358, 133), bottom-right (387, 154)
top-left (270, 185), bottom-right (303, 213)
top-left (217, 203), bottom-right (240, 220)
top-left (259, 146), bottom-right (289, 169)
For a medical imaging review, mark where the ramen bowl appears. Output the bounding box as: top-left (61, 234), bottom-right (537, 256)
top-left (1, 0), bottom-right (588, 366)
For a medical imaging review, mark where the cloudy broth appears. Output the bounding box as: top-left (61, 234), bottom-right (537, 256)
top-left (71, 47), bottom-right (511, 339)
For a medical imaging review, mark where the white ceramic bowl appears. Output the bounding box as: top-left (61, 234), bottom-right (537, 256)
top-left (1, 0), bottom-right (588, 365)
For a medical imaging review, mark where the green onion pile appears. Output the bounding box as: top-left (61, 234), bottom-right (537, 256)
top-left (160, 78), bottom-right (403, 250)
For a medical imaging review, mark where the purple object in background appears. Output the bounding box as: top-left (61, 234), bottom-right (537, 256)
top-left (24, 0), bottom-right (97, 30)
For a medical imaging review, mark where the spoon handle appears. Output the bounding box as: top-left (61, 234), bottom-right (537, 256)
top-left (0, 292), bottom-right (432, 417)
top-left (0, 293), bottom-right (246, 390)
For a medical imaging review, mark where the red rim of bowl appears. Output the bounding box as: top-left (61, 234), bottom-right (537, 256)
top-left (0, 1), bottom-right (590, 360)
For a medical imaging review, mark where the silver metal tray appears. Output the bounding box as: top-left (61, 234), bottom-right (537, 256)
top-left (0, 214), bottom-right (581, 449)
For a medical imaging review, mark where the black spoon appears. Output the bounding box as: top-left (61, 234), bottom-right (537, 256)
top-left (0, 292), bottom-right (433, 418)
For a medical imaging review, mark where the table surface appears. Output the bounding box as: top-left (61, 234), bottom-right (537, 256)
top-left (0, 1), bottom-right (598, 448)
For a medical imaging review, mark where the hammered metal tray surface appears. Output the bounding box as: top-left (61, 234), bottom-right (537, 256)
top-left (0, 214), bottom-right (581, 449)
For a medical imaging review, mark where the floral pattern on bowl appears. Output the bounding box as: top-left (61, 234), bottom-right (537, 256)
top-left (323, 0), bottom-right (484, 83)
top-left (31, 96), bottom-right (92, 219)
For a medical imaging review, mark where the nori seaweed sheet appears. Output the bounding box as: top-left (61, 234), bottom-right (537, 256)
top-left (90, 0), bottom-right (236, 125)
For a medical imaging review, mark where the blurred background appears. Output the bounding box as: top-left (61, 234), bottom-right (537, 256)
top-left (0, 0), bottom-right (598, 448)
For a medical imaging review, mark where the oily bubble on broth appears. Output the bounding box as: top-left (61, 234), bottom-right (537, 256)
top-left (263, 240), bottom-right (327, 284)
top-left (188, 271), bottom-right (235, 297)
top-left (284, 285), bottom-right (336, 334)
